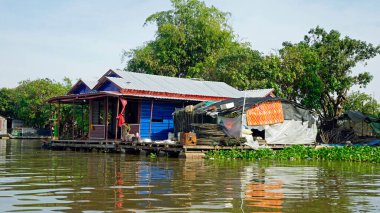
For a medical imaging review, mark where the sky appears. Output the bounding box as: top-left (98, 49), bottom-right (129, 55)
top-left (0, 0), bottom-right (379, 100)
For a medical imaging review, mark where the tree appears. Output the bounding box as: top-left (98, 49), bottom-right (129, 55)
top-left (211, 43), bottom-right (265, 90)
top-left (305, 27), bottom-right (378, 118)
top-left (124, 0), bottom-right (250, 81)
top-left (12, 78), bottom-right (70, 128)
top-left (266, 26), bottom-right (380, 119)
top-left (262, 42), bottom-right (323, 110)
top-left (0, 88), bottom-right (15, 118)
top-left (343, 91), bottom-right (380, 116)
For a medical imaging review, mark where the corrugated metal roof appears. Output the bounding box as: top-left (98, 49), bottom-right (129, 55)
top-left (107, 70), bottom-right (244, 98)
top-left (67, 79), bottom-right (98, 95)
top-left (81, 79), bottom-right (97, 90)
top-left (243, 89), bottom-right (274, 98)
top-left (64, 70), bottom-right (275, 100)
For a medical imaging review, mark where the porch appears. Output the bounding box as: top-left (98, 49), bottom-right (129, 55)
top-left (48, 91), bottom-right (192, 141)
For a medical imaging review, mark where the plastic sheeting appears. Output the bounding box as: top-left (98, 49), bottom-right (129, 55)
top-left (264, 120), bottom-right (317, 145)
top-left (340, 111), bottom-right (380, 136)
top-left (282, 103), bottom-right (315, 127)
top-left (218, 115), bottom-right (242, 138)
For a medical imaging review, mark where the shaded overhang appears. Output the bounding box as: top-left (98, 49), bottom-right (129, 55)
top-left (48, 91), bottom-right (122, 104)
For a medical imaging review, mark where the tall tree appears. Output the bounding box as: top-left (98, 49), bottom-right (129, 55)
top-left (212, 43), bottom-right (264, 90)
top-left (266, 26), bottom-right (379, 119)
top-left (124, 0), bottom-right (251, 81)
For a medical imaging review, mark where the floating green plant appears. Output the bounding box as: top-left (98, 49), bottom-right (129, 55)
top-left (149, 152), bottom-right (157, 159)
top-left (205, 145), bottom-right (380, 163)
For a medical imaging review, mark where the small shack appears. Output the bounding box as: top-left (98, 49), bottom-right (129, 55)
top-left (174, 97), bottom-right (318, 147)
top-left (319, 111), bottom-right (380, 144)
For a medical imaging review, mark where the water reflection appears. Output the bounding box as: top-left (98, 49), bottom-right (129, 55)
top-left (0, 139), bottom-right (380, 212)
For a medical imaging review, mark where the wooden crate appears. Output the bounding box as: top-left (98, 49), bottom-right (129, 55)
top-left (180, 132), bottom-right (197, 146)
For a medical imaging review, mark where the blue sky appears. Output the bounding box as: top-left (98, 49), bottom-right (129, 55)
top-left (0, 0), bottom-right (379, 100)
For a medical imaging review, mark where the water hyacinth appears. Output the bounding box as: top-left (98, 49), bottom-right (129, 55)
top-left (205, 145), bottom-right (380, 163)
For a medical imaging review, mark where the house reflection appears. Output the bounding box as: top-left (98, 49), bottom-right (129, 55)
top-left (242, 166), bottom-right (283, 212)
top-left (245, 180), bottom-right (283, 212)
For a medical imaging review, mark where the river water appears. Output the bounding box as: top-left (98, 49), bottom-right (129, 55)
top-left (1, 139), bottom-right (380, 212)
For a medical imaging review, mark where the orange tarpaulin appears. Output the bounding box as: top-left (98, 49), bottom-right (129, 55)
top-left (246, 101), bottom-right (284, 126)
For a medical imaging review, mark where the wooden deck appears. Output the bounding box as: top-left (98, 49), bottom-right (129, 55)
top-left (46, 139), bottom-right (299, 158)
top-left (47, 139), bottom-right (260, 158)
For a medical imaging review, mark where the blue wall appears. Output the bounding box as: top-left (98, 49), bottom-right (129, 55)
top-left (140, 100), bottom-right (183, 140)
top-left (98, 81), bottom-right (120, 91)
top-left (72, 84), bottom-right (91, 94)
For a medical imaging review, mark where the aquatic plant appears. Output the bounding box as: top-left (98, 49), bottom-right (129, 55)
top-left (205, 145), bottom-right (380, 163)
top-left (149, 152), bottom-right (157, 159)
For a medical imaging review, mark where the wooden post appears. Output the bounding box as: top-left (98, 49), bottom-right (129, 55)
top-left (105, 96), bottom-right (109, 141)
top-left (81, 104), bottom-right (84, 137)
top-left (138, 100), bottom-right (141, 136)
top-left (115, 97), bottom-right (120, 141)
top-left (89, 100), bottom-right (92, 139)
top-left (57, 102), bottom-right (61, 139)
top-left (149, 100), bottom-right (154, 139)
top-left (72, 100), bottom-right (75, 140)
top-left (49, 104), bottom-right (52, 139)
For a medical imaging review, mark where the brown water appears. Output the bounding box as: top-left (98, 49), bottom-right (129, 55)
top-left (1, 139), bottom-right (380, 212)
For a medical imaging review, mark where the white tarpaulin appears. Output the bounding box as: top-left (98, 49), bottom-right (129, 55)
top-left (264, 120), bottom-right (317, 145)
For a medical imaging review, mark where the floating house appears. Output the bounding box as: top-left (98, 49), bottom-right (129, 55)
top-left (48, 69), bottom-right (274, 141)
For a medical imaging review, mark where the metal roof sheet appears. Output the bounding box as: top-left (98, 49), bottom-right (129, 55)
top-left (81, 79), bottom-right (97, 90)
top-left (108, 70), bottom-right (244, 98)
top-left (243, 89), bottom-right (274, 98)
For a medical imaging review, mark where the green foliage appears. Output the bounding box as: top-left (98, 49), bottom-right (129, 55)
top-left (0, 88), bottom-right (15, 118)
top-left (149, 152), bottom-right (157, 159)
top-left (206, 145), bottom-right (380, 163)
top-left (124, 0), bottom-right (266, 90)
top-left (123, 0), bottom-right (380, 121)
top-left (212, 43), bottom-right (265, 90)
top-left (0, 78), bottom-right (71, 128)
top-left (266, 26), bottom-right (380, 119)
top-left (14, 78), bottom-right (70, 128)
top-left (343, 91), bottom-right (380, 116)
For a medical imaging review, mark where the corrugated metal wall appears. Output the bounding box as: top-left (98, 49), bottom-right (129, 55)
top-left (140, 100), bottom-right (183, 140)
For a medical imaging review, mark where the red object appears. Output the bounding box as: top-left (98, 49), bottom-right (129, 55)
top-left (116, 98), bottom-right (127, 127)
top-left (120, 88), bottom-right (230, 101)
